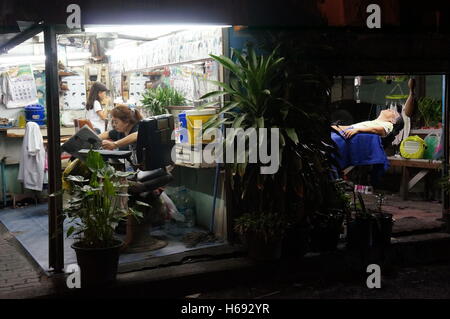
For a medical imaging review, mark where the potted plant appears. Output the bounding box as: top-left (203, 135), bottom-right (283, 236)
top-left (141, 86), bottom-right (186, 116)
top-left (308, 179), bottom-right (349, 252)
top-left (347, 192), bottom-right (394, 250)
top-left (346, 197), bottom-right (377, 251)
top-left (60, 150), bottom-right (145, 288)
top-left (370, 193), bottom-right (394, 246)
top-left (417, 97), bottom-right (442, 129)
top-left (200, 44), bottom-right (337, 260)
top-left (234, 212), bottom-right (290, 261)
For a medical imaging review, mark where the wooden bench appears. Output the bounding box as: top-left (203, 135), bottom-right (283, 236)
top-left (388, 156), bottom-right (442, 200)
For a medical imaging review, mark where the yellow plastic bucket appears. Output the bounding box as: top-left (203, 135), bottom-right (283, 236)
top-left (185, 109), bottom-right (216, 144)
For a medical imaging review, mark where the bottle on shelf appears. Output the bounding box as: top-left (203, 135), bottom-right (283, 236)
top-left (18, 111), bottom-right (26, 128)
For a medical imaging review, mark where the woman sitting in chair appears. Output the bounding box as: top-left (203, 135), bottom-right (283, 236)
top-left (332, 109), bottom-right (400, 139)
top-left (98, 104), bottom-right (143, 166)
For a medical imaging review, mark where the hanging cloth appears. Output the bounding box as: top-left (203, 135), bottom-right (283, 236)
top-left (18, 122), bottom-right (46, 191)
top-left (385, 84), bottom-right (409, 146)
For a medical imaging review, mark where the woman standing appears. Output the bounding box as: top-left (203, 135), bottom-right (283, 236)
top-left (86, 82), bottom-right (108, 133)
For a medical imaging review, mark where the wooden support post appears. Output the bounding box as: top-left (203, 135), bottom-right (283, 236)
top-left (400, 166), bottom-right (409, 200)
top-left (408, 169), bottom-right (429, 191)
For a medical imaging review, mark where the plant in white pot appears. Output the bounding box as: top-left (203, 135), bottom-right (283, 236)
top-left (59, 150), bottom-right (145, 288)
top-left (141, 86), bottom-right (187, 116)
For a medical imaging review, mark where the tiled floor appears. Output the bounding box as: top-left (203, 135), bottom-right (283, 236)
top-left (0, 204), bottom-right (224, 273)
top-left (359, 193), bottom-right (444, 234)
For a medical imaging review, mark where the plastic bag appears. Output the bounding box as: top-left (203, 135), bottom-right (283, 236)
top-left (423, 132), bottom-right (441, 159)
top-left (160, 191), bottom-right (185, 222)
top-left (400, 135), bottom-right (426, 159)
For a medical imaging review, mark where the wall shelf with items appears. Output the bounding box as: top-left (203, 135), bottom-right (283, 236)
top-left (174, 143), bottom-right (217, 169)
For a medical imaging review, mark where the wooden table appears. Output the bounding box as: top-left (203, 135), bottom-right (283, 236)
top-left (4, 126), bottom-right (75, 138)
top-left (3, 126), bottom-right (74, 145)
top-left (388, 156), bottom-right (442, 200)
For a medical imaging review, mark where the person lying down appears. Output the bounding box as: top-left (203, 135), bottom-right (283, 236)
top-left (331, 109), bottom-right (400, 139)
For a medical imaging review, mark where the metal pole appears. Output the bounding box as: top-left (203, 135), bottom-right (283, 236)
top-left (1, 157), bottom-right (6, 208)
top-left (44, 25), bottom-right (64, 273)
top-left (443, 74), bottom-right (450, 230)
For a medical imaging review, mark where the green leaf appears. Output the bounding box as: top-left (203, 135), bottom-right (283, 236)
top-left (196, 101), bottom-right (220, 110)
top-left (67, 226), bottom-right (75, 238)
top-left (233, 113), bottom-right (247, 129)
top-left (115, 171), bottom-right (136, 178)
top-left (238, 162), bottom-right (247, 177)
top-left (135, 200), bottom-right (151, 207)
top-left (66, 175), bottom-right (88, 183)
top-left (86, 150), bottom-right (105, 171)
top-left (285, 128), bottom-right (299, 145)
top-left (207, 80), bottom-right (236, 94)
top-left (280, 133), bottom-right (286, 147)
top-left (256, 117), bottom-right (264, 129)
top-left (199, 91), bottom-right (227, 100)
top-left (209, 54), bottom-right (241, 76)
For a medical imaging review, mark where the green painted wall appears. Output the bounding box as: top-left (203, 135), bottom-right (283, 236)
top-left (0, 164), bottom-right (22, 199)
top-left (167, 166), bottom-right (223, 230)
top-left (359, 75), bottom-right (443, 107)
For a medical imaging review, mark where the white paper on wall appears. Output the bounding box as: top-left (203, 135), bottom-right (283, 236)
top-left (61, 75), bottom-right (87, 110)
top-left (3, 65), bottom-right (38, 108)
top-left (109, 28), bottom-right (223, 73)
top-left (110, 71), bottom-right (122, 100)
top-left (128, 74), bottom-right (148, 106)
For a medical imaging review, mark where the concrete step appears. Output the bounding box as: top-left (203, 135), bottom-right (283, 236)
top-left (392, 232), bottom-right (450, 244)
top-left (389, 232), bottom-right (450, 266)
top-left (38, 232), bottom-right (450, 298)
top-left (392, 217), bottom-right (445, 236)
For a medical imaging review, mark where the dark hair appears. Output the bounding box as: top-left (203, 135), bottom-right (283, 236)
top-left (86, 82), bottom-right (108, 110)
top-left (110, 104), bottom-right (143, 125)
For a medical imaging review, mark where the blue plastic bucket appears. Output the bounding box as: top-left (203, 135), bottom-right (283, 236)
top-left (178, 113), bottom-right (187, 128)
top-left (25, 104), bottom-right (45, 126)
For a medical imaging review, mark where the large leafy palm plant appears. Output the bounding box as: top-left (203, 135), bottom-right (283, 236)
top-left (200, 46), bottom-right (337, 243)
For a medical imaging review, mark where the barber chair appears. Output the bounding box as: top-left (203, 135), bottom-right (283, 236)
top-left (80, 114), bottom-right (175, 253)
top-left (123, 114), bottom-right (175, 253)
